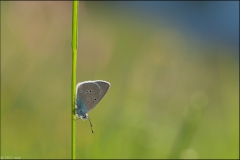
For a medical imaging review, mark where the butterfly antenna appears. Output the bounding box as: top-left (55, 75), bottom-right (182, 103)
top-left (88, 116), bottom-right (94, 134)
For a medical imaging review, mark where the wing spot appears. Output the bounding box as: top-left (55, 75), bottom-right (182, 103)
top-left (92, 96), bottom-right (97, 101)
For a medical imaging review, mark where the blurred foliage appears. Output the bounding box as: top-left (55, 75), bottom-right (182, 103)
top-left (1, 1), bottom-right (239, 159)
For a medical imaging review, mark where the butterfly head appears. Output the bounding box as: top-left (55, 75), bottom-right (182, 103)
top-left (80, 114), bottom-right (88, 120)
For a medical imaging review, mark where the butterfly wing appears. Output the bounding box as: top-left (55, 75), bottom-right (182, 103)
top-left (94, 80), bottom-right (111, 104)
top-left (76, 80), bottom-right (110, 115)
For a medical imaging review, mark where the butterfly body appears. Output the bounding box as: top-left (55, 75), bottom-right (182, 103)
top-left (75, 80), bottom-right (110, 120)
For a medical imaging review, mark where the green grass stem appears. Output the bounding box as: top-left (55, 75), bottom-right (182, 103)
top-left (71, 1), bottom-right (78, 159)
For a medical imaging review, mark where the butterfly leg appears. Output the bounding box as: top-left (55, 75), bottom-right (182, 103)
top-left (75, 114), bottom-right (81, 120)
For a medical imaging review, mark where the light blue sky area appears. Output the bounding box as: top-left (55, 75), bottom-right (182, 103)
top-left (104, 1), bottom-right (239, 52)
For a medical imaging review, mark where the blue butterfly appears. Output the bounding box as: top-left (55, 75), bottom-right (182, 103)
top-left (75, 80), bottom-right (110, 133)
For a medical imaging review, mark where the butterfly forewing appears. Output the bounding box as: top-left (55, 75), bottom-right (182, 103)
top-left (76, 80), bottom-right (110, 113)
top-left (94, 80), bottom-right (110, 98)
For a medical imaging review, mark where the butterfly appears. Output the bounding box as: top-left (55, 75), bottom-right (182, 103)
top-left (75, 80), bottom-right (110, 133)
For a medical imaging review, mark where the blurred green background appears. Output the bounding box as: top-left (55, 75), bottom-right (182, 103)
top-left (1, 1), bottom-right (239, 159)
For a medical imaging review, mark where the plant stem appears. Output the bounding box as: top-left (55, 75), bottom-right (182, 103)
top-left (71, 1), bottom-right (78, 159)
